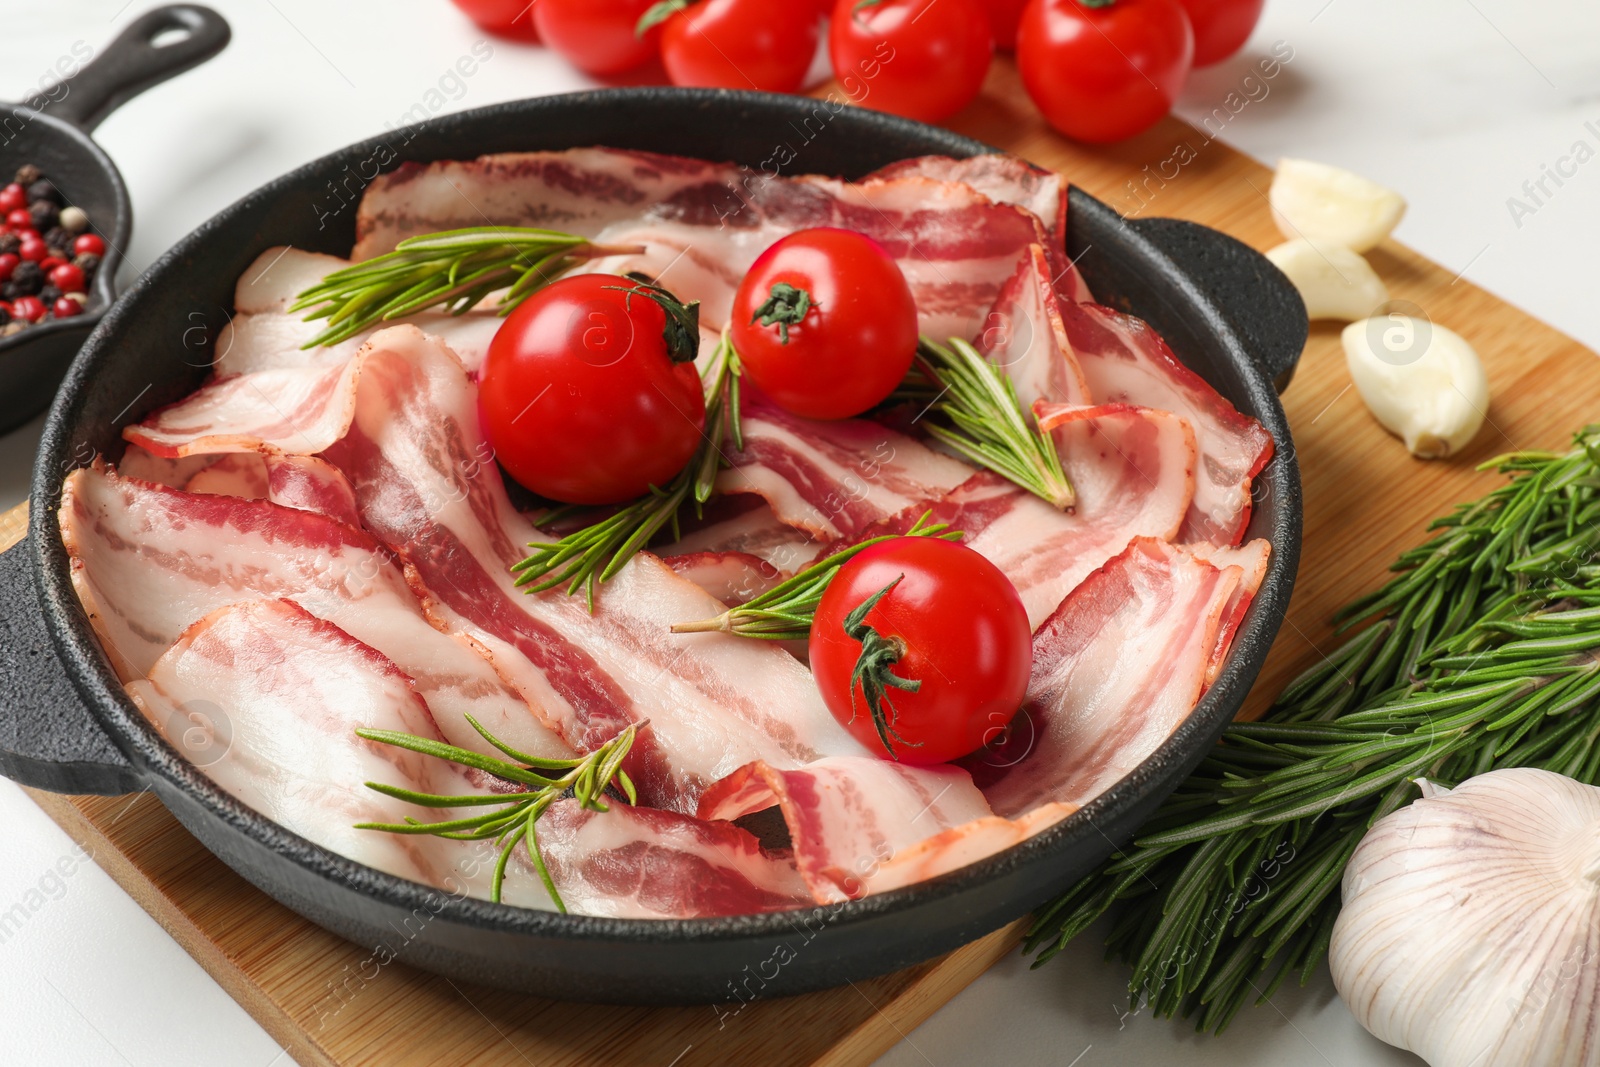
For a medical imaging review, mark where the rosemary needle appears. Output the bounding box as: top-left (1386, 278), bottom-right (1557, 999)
top-left (1027, 426), bottom-right (1600, 1033)
top-left (356, 717), bottom-right (642, 913)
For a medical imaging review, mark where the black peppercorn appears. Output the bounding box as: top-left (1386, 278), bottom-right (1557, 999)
top-left (8, 260), bottom-right (43, 296)
top-left (73, 252), bottom-right (101, 276)
top-left (42, 226), bottom-right (70, 251)
top-left (0, 305), bottom-right (10, 327)
top-left (28, 200), bottom-right (58, 231)
top-left (0, 233), bottom-right (18, 257)
top-left (26, 179), bottom-right (60, 205)
top-left (38, 284), bottom-right (61, 304)
top-left (13, 164), bottom-right (41, 187)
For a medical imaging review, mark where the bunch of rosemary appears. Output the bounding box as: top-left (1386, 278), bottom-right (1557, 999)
top-left (291, 226), bottom-right (634, 347)
top-left (1027, 428), bottom-right (1600, 1033)
top-left (356, 717), bottom-right (641, 913)
top-left (669, 511), bottom-right (960, 639)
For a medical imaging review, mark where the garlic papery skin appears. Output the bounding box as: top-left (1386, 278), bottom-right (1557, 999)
top-left (1342, 317), bottom-right (1488, 458)
top-left (1330, 768), bottom-right (1600, 1067)
top-left (1270, 158), bottom-right (1407, 252)
top-left (1265, 239), bottom-right (1389, 321)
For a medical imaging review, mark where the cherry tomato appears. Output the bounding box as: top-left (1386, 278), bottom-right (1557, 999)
top-left (534, 0), bottom-right (662, 75)
top-left (659, 0), bottom-right (819, 93)
top-left (479, 274), bottom-right (705, 505)
top-left (1175, 0), bottom-right (1261, 66)
top-left (829, 0), bottom-right (994, 124)
top-left (729, 228), bottom-right (917, 421)
top-left (1017, 0), bottom-right (1194, 144)
top-left (986, 0), bottom-right (1031, 49)
top-left (73, 233), bottom-right (106, 256)
top-left (450, 0), bottom-right (540, 41)
top-left (810, 537), bottom-right (1030, 764)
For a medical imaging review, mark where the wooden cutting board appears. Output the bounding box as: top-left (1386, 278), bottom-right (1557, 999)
top-left (13, 57), bottom-right (1600, 1067)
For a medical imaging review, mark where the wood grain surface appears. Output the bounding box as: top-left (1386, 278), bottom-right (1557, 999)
top-left (10, 56), bottom-right (1599, 1066)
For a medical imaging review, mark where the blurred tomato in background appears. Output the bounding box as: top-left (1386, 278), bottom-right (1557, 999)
top-left (450, 0), bottom-right (539, 41)
top-left (1175, 0), bottom-right (1265, 65)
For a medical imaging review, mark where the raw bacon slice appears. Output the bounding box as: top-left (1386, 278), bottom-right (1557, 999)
top-left (125, 359), bottom-right (359, 459)
top-left (184, 453), bottom-right (268, 499)
top-left (857, 403), bottom-right (1196, 629)
top-left (117, 443), bottom-right (220, 488)
top-left (124, 597), bottom-right (506, 893)
top-left (966, 538), bottom-right (1243, 817)
top-left (867, 154), bottom-right (1065, 244)
top-left (264, 454), bottom-right (364, 526)
top-left (178, 450), bottom-right (363, 528)
top-left (352, 148), bottom-right (749, 261)
top-left (129, 598), bottom-right (809, 917)
top-left (717, 393), bottom-right (973, 541)
top-left (1188, 538), bottom-right (1272, 687)
top-left (978, 245), bottom-right (1092, 412)
top-left (698, 756), bottom-right (996, 904)
top-left (1062, 301), bottom-right (1274, 545)
top-left (313, 327), bottom-right (880, 812)
top-left (698, 756), bottom-right (1083, 903)
top-left (60, 465), bottom-right (572, 763)
top-left (216, 248), bottom-right (504, 378)
top-left (535, 801), bottom-right (812, 918)
top-left (864, 153), bottom-right (1094, 305)
top-left (656, 495), bottom-right (819, 576)
top-left (354, 148), bottom-right (1051, 343)
top-left (660, 551), bottom-right (783, 605)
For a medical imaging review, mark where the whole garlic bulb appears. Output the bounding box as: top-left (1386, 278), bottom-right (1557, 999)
top-left (1342, 316), bottom-right (1488, 458)
top-left (1331, 768), bottom-right (1600, 1067)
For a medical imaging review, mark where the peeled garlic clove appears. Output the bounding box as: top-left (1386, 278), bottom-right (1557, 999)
top-left (1342, 316), bottom-right (1487, 458)
top-left (1270, 158), bottom-right (1407, 252)
top-left (1265, 239), bottom-right (1389, 321)
top-left (1331, 768), bottom-right (1600, 1067)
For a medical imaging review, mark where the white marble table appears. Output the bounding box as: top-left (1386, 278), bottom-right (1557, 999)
top-left (2, 1), bottom-right (1594, 1063)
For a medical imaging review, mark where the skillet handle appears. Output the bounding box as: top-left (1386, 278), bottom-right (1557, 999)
top-left (0, 530), bottom-right (140, 796)
top-left (1126, 217), bottom-right (1308, 394)
top-left (50, 5), bottom-right (231, 134)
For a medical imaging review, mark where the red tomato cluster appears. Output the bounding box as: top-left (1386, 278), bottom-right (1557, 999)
top-left (450, 0), bottom-right (1263, 140)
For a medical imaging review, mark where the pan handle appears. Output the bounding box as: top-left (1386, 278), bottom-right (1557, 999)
top-left (1126, 216), bottom-right (1308, 393)
top-left (0, 536), bottom-right (141, 796)
top-left (50, 5), bottom-right (231, 134)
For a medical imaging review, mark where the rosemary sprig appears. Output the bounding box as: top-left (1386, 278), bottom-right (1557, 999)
top-left (510, 331), bottom-right (742, 605)
top-left (355, 716), bottom-right (642, 913)
top-left (1026, 426), bottom-right (1600, 1034)
top-left (290, 227), bottom-right (639, 348)
top-left (669, 511), bottom-right (960, 639)
top-left (914, 337), bottom-right (1075, 510)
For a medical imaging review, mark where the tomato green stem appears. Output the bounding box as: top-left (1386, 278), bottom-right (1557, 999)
top-left (750, 282), bottom-right (816, 345)
top-left (844, 576), bottom-right (924, 760)
top-left (602, 276), bottom-right (701, 364)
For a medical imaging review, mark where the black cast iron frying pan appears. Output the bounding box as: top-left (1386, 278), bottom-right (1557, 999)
top-left (0, 89), bottom-right (1305, 1003)
top-left (0, 5), bottom-right (229, 436)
